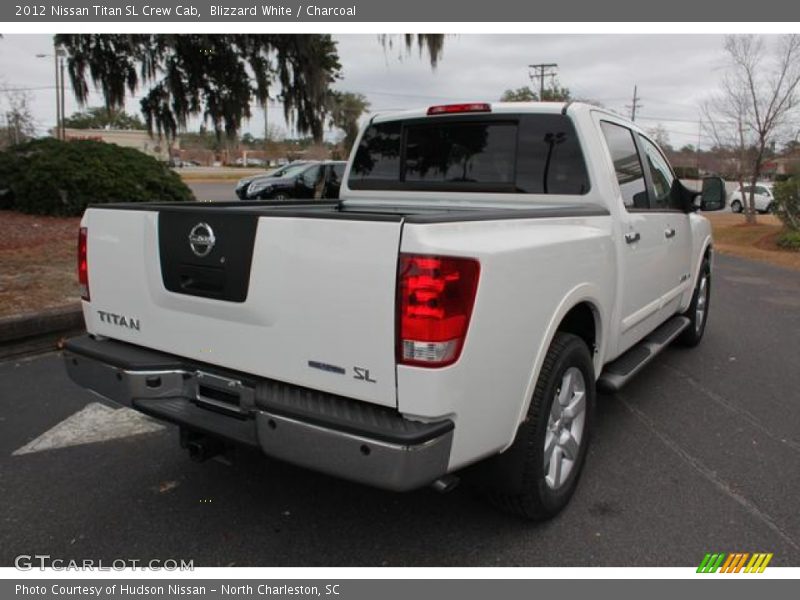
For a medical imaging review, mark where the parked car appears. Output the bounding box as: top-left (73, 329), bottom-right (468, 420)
top-left (729, 183), bottom-right (776, 213)
top-left (234, 162), bottom-right (310, 199)
top-left (245, 161), bottom-right (346, 200)
top-left (234, 157), bottom-right (267, 167)
top-left (63, 102), bottom-right (725, 520)
top-left (168, 158), bottom-right (201, 168)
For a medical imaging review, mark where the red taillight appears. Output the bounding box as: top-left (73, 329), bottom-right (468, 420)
top-left (397, 254), bottom-right (480, 367)
top-left (78, 226), bottom-right (89, 301)
top-left (426, 103), bottom-right (491, 116)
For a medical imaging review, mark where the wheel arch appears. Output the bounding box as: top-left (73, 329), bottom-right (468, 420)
top-left (511, 286), bottom-right (605, 438)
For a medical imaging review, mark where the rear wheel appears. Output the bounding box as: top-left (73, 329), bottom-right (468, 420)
top-left (271, 191), bottom-right (291, 201)
top-left (485, 332), bottom-right (594, 520)
top-left (731, 199), bottom-right (743, 213)
top-left (676, 257), bottom-right (711, 347)
top-left (766, 201), bottom-right (777, 214)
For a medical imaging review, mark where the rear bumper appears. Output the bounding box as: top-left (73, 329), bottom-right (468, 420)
top-left (63, 335), bottom-right (453, 491)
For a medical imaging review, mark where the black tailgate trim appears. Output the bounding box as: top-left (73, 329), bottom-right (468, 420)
top-left (158, 211), bottom-right (258, 302)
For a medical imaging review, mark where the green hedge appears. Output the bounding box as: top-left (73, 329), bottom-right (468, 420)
top-left (772, 177), bottom-right (800, 232)
top-left (0, 138), bottom-right (194, 216)
top-left (776, 230), bottom-right (800, 251)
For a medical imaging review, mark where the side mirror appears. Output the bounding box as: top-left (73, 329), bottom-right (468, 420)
top-left (699, 176), bottom-right (727, 211)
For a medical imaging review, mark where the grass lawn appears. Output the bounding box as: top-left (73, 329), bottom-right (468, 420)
top-left (0, 211), bottom-right (81, 318)
top-left (704, 212), bottom-right (800, 271)
top-left (177, 167), bottom-right (264, 182)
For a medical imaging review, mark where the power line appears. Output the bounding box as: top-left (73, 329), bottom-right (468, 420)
top-left (0, 85), bottom-right (57, 93)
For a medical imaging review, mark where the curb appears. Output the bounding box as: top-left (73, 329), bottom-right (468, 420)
top-left (0, 304), bottom-right (85, 360)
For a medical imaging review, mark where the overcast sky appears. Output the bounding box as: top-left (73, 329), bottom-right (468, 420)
top-left (0, 34), bottom-right (738, 148)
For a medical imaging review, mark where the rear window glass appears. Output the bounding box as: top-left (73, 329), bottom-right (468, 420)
top-left (405, 122), bottom-right (516, 184)
top-left (349, 114), bottom-right (589, 194)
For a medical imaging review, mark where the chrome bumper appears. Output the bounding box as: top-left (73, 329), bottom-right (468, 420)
top-left (63, 335), bottom-right (453, 492)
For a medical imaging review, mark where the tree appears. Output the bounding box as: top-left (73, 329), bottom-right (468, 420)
top-left (501, 87), bottom-right (538, 102)
top-left (647, 124), bottom-right (672, 151)
top-left (783, 139), bottom-right (800, 154)
top-left (378, 34), bottom-right (445, 68)
top-left (541, 85), bottom-right (572, 102)
top-left (327, 91), bottom-right (370, 152)
top-left (500, 84), bottom-right (571, 103)
top-left (55, 34), bottom-right (446, 145)
top-left (0, 90), bottom-right (36, 148)
top-left (63, 106), bottom-right (146, 130)
top-left (703, 35), bottom-right (800, 224)
top-left (56, 34), bottom-right (342, 143)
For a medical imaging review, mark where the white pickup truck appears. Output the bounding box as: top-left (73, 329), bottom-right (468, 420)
top-left (64, 102), bottom-right (726, 519)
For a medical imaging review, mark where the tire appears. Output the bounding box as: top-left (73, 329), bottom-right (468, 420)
top-left (484, 332), bottom-right (594, 520)
top-left (676, 257), bottom-right (711, 347)
top-left (731, 200), bottom-right (743, 213)
top-left (270, 192), bottom-right (291, 201)
top-left (766, 202), bottom-right (777, 214)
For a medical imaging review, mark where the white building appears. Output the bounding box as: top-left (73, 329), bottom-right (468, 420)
top-left (60, 128), bottom-right (179, 161)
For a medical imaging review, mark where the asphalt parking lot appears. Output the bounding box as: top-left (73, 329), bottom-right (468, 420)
top-left (1, 250), bottom-right (799, 567)
top-left (189, 181), bottom-right (239, 203)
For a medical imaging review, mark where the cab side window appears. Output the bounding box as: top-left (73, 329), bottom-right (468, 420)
top-left (639, 136), bottom-right (677, 210)
top-left (600, 121), bottom-right (648, 210)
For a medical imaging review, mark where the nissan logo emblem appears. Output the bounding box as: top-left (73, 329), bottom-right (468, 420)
top-left (188, 222), bottom-right (215, 257)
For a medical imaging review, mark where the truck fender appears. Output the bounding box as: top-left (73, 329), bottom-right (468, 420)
top-left (681, 234), bottom-right (713, 311)
top-left (508, 284), bottom-right (605, 447)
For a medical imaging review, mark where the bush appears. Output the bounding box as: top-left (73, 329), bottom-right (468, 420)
top-left (0, 138), bottom-right (194, 216)
top-left (776, 230), bottom-right (800, 251)
top-left (772, 177), bottom-right (800, 232)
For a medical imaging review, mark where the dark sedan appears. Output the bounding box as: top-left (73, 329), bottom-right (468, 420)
top-left (245, 161), bottom-right (346, 200)
top-left (234, 161), bottom-right (310, 199)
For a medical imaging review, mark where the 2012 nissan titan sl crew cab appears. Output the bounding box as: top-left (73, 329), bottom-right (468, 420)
top-left (64, 102), bottom-right (726, 519)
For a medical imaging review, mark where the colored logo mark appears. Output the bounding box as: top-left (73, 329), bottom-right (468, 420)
top-left (697, 552), bottom-right (773, 573)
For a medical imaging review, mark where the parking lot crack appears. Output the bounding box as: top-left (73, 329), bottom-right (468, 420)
top-left (661, 362), bottom-right (800, 454)
top-left (617, 392), bottom-right (800, 553)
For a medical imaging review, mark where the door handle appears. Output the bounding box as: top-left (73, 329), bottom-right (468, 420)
top-left (665, 227), bottom-right (676, 239)
top-left (625, 232), bottom-right (640, 244)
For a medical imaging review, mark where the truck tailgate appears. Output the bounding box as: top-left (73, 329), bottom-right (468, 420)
top-left (81, 207), bottom-right (402, 408)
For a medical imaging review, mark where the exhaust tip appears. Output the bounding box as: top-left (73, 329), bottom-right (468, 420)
top-left (431, 474), bottom-right (460, 494)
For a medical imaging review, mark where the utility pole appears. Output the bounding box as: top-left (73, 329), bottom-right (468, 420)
top-left (54, 48), bottom-right (61, 140)
top-left (528, 63), bottom-right (558, 100)
top-left (36, 45), bottom-right (64, 140)
top-left (627, 85), bottom-right (643, 122)
top-left (59, 52), bottom-right (66, 141)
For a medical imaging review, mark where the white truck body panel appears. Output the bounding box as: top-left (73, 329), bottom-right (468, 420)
top-left (397, 215), bottom-right (615, 468)
top-left (82, 209), bottom-right (402, 407)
